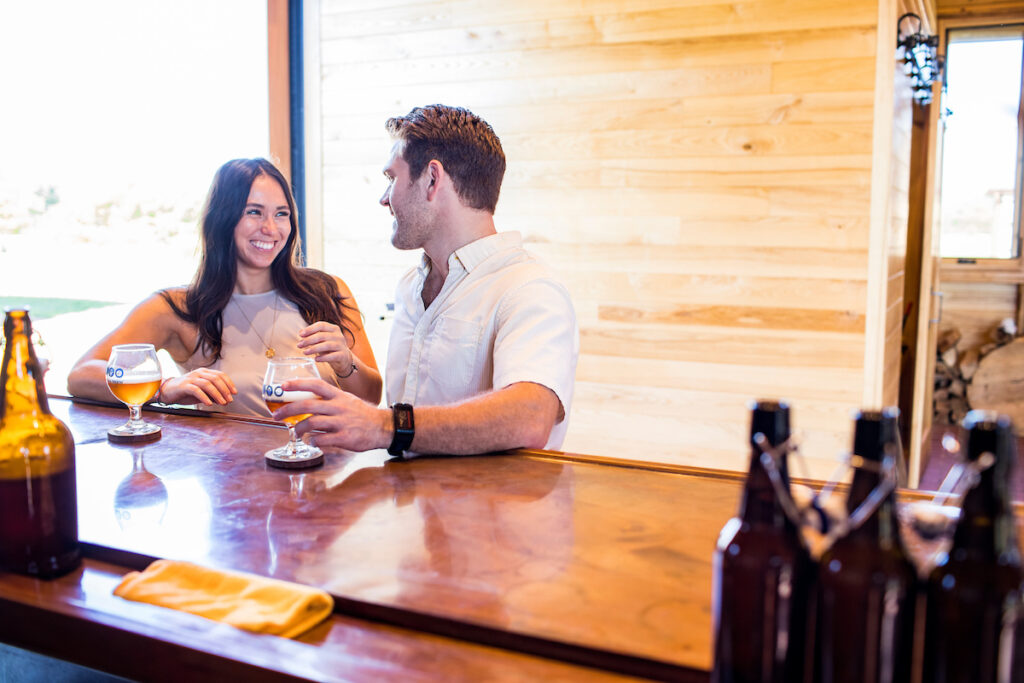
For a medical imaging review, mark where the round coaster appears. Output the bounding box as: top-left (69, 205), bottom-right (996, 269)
top-left (265, 451), bottom-right (324, 469)
top-left (107, 428), bottom-right (162, 445)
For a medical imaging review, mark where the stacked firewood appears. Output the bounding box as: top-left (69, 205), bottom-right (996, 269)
top-left (934, 318), bottom-right (1018, 424)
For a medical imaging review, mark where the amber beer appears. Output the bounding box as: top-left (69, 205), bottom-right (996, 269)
top-left (0, 308), bottom-right (81, 578)
top-left (814, 409), bottom-right (917, 683)
top-left (712, 400), bottom-right (813, 683)
top-left (106, 377), bottom-right (161, 406)
top-left (264, 387), bottom-right (315, 426)
top-left (922, 411), bottom-right (1024, 682)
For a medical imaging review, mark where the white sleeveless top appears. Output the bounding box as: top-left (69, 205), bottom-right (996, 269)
top-left (177, 290), bottom-right (337, 418)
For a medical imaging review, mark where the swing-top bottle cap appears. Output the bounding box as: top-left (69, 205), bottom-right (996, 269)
top-left (852, 407), bottom-right (899, 462)
top-left (961, 410), bottom-right (1016, 465)
top-left (749, 399), bottom-right (790, 447)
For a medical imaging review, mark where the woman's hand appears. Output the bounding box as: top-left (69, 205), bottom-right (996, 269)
top-left (297, 322), bottom-right (355, 379)
top-left (156, 368), bottom-right (237, 406)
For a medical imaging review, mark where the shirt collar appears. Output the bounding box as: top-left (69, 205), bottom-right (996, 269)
top-left (450, 231), bottom-right (522, 273)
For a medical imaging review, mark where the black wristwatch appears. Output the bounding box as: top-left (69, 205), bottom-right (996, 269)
top-left (388, 403), bottom-right (415, 457)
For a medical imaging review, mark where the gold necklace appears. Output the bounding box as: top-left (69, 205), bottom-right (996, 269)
top-left (233, 293), bottom-right (280, 359)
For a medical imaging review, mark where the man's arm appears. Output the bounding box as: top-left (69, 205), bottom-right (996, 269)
top-left (276, 379), bottom-right (560, 455)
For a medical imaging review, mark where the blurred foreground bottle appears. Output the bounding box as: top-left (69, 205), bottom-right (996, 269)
top-left (815, 408), bottom-right (917, 683)
top-left (712, 400), bottom-right (813, 683)
top-left (0, 308), bottom-right (80, 577)
top-left (922, 410), bottom-right (1024, 682)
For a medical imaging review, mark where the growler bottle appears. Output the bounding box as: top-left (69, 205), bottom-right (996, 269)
top-left (712, 400), bottom-right (813, 683)
top-left (922, 410), bottom-right (1024, 682)
top-left (0, 308), bottom-right (80, 577)
top-left (815, 408), bottom-right (917, 683)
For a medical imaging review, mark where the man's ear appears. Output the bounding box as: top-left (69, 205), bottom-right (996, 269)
top-left (425, 160), bottom-right (443, 200)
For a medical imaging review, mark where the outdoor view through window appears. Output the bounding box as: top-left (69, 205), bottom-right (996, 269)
top-left (0, 1), bottom-right (269, 389)
top-left (939, 26), bottom-right (1024, 260)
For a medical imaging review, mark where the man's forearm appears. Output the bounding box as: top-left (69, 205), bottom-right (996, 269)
top-left (399, 382), bottom-right (560, 456)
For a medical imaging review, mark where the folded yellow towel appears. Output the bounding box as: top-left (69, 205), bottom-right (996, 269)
top-left (113, 559), bottom-right (334, 638)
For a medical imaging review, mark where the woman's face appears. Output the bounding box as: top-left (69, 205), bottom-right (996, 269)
top-left (233, 173), bottom-right (292, 272)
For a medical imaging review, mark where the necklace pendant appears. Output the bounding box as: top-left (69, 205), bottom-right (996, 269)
top-left (265, 348), bottom-right (276, 359)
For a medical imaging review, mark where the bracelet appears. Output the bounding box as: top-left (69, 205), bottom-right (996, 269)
top-left (337, 362), bottom-right (357, 379)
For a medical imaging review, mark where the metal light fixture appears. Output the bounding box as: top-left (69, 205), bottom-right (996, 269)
top-left (897, 13), bottom-right (944, 104)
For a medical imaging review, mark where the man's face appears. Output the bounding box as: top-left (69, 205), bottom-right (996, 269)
top-left (380, 141), bottom-right (431, 251)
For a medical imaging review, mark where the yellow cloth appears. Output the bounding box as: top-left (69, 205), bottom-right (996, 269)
top-left (113, 559), bottom-right (334, 638)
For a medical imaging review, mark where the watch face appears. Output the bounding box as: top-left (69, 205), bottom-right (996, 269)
top-left (388, 404), bottom-right (414, 457)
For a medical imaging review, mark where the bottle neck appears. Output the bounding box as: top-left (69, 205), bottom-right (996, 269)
top-left (952, 467), bottom-right (1020, 561)
top-left (1, 313), bottom-right (50, 419)
top-left (844, 465), bottom-right (900, 543)
top-left (739, 446), bottom-right (798, 532)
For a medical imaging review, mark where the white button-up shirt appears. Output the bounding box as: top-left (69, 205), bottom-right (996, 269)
top-left (386, 231), bottom-right (579, 451)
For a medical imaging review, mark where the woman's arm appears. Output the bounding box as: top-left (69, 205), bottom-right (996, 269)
top-left (297, 276), bottom-right (383, 405)
top-left (66, 291), bottom-right (237, 407)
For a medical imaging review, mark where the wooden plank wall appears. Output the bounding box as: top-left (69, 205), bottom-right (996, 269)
top-left (937, 0), bottom-right (1024, 16)
top-left (315, 0), bottom-right (904, 477)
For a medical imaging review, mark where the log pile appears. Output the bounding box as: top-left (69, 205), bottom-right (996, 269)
top-left (934, 318), bottom-right (1018, 425)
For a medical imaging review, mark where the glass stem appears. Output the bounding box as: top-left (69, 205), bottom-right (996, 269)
top-left (128, 404), bottom-right (143, 426)
top-left (288, 425), bottom-right (299, 456)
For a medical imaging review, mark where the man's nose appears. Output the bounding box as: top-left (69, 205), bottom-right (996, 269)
top-left (379, 188), bottom-right (390, 207)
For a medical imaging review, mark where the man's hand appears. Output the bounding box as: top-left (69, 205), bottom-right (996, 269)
top-left (274, 377), bottom-right (391, 452)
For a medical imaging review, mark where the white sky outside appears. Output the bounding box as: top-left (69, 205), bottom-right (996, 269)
top-left (0, 1), bottom-right (268, 201)
top-left (939, 35), bottom-right (1023, 258)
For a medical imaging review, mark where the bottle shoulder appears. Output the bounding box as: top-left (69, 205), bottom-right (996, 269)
top-left (0, 414), bottom-right (74, 470)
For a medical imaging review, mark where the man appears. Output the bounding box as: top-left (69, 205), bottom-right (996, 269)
top-left (276, 104), bottom-right (578, 457)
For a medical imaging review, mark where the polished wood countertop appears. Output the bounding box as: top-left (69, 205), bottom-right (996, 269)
top-left (17, 398), bottom-right (1014, 681)
top-left (0, 397), bottom-right (731, 681)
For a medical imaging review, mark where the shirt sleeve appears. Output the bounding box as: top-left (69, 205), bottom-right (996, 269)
top-left (491, 277), bottom-right (579, 424)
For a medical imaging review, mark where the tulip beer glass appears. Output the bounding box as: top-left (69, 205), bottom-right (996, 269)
top-left (263, 357), bottom-right (323, 468)
top-left (106, 344), bottom-right (162, 442)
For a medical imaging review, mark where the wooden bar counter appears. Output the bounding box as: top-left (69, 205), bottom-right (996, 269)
top-left (13, 398), bottom-right (1012, 681)
top-left (2, 398), bottom-right (730, 681)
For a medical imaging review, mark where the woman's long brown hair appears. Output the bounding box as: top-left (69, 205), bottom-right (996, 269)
top-left (161, 158), bottom-right (356, 362)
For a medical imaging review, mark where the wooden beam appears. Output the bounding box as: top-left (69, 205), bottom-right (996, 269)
top-left (268, 0), bottom-right (291, 181)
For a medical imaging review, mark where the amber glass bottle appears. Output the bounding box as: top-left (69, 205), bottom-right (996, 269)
top-left (0, 308), bottom-right (80, 577)
top-left (922, 411), bottom-right (1024, 682)
top-left (712, 400), bottom-right (813, 683)
top-left (814, 408), bottom-right (917, 683)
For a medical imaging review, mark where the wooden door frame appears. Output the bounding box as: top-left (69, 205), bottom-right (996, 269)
top-left (268, 0), bottom-right (322, 267)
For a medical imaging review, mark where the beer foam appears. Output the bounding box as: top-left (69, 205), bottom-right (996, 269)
top-left (107, 373), bottom-right (162, 384)
top-left (266, 390), bottom-right (318, 403)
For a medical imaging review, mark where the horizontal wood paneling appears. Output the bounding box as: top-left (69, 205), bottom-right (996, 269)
top-left (316, 0), bottom-right (893, 473)
top-left (941, 281), bottom-right (1019, 350)
top-left (936, 0), bottom-right (1024, 17)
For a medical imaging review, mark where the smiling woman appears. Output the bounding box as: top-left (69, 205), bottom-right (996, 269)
top-left (65, 159), bottom-right (383, 418)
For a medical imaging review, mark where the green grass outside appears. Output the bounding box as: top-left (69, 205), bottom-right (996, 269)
top-left (0, 297), bottom-right (120, 320)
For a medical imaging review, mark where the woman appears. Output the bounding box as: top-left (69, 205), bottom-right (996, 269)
top-left (68, 158), bottom-right (382, 414)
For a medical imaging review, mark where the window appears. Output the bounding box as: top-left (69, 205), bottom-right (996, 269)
top-left (938, 24), bottom-right (1024, 274)
top-left (0, 1), bottom-right (271, 386)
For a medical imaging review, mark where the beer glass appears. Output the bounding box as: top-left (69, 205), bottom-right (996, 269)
top-left (106, 344), bottom-right (162, 442)
top-left (263, 357), bottom-right (323, 467)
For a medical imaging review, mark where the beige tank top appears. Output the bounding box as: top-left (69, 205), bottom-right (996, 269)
top-left (177, 290), bottom-right (337, 417)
